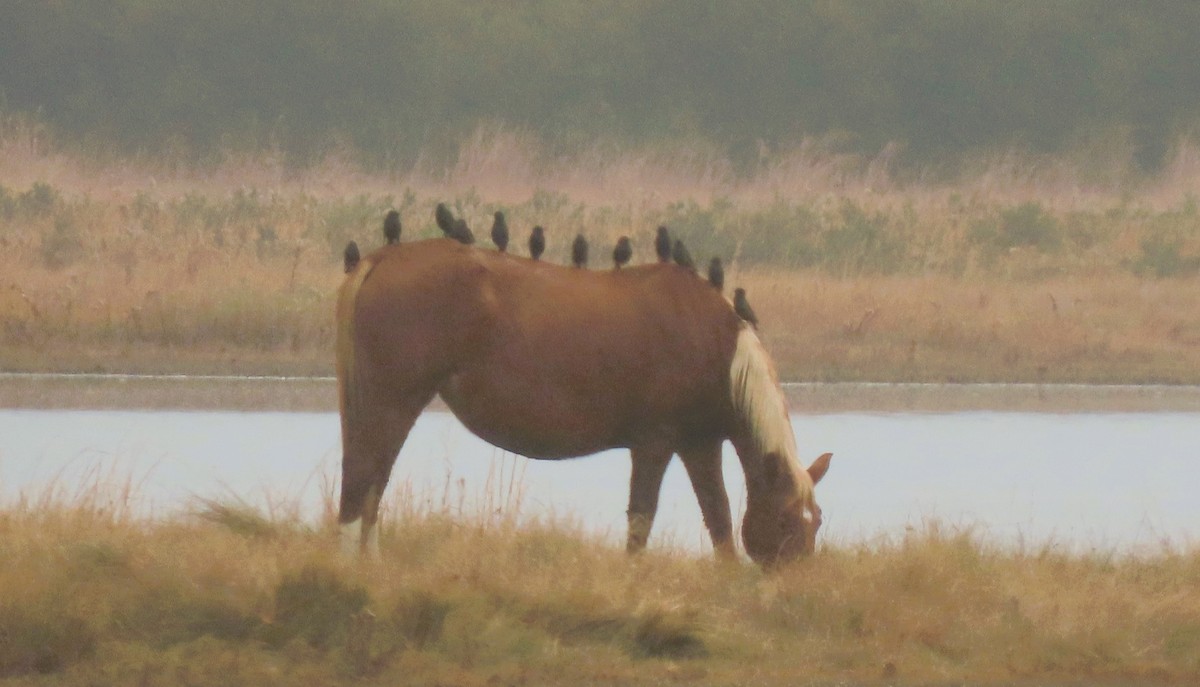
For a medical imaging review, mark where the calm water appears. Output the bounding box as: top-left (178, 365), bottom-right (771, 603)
top-left (1, 408), bottom-right (1197, 553)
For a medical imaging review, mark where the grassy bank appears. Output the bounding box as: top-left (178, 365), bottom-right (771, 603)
top-left (2, 129), bottom-right (1200, 382)
top-left (2, 490), bottom-right (1198, 686)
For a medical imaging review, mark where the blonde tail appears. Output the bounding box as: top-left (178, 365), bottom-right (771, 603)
top-left (336, 258), bottom-right (375, 442)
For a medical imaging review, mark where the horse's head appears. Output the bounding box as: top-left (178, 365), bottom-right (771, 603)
top-left (742, 452), bottom-right (832, 567)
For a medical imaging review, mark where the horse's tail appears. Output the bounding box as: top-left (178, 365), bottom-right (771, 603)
top-left (336, 256), bottom-right (376, 453)
top-left (728, 325), bottom-right (810, 492)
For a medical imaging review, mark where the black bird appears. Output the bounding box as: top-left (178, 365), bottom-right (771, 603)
top-left (612, 236), bottom-right (632, 269)
top-left (434, 203), bottom-right (475, 244)
top-left (733, 288), bottom-right (759, 329)
top-left (383, 210), bottom-right (401, 245)
top-left (343, 240), bottom-right (360, 273)
top-left (451, 218), bottom-right (475, 244)
top-left (708, 257), bottom-right (724, 291)
top-left (655, 226), bottom-right (671, 263)
top-left (491, 211), bottom-right (509, 252)
top-left (529, 226), bottom-right (545, 260)
top-left (672, 239), bottom-right (696, 273)
top-left (572, 233), bottom-right (589, 268)
top-left (435, 203), bottom-right (455, 235)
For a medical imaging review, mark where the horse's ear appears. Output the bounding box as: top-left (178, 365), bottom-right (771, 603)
top-left (808, 452), bottom-right (832, 485)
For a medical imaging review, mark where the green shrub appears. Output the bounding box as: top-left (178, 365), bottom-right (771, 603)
top-left (40, 214), bottom-right (85, 269)
top-left (0, 605), bottom-right (96, 677)
top-left (971, 202), bottom-right (1062, 254)
top-left (969, 201), bottom-right (1063, 271)
top-left (263, 565), bottom-right (370, 651)
top-left (1133, 234), bottom-right (1200, 277)
top-left (17, 182), bottom-right (60, 217)
top-left (529, 188), bottom-right (573, 217)
top-left (0, 184), bottom-right (14, 219)
top-left (390, 591), bottom-right (451, 650)
top-left (737, 201), bottom-right (822, 268)
top-left (1001, 202), bottom-right (1062, 250)
top-left (630, 608), bottom-right (707, 659)
top-left (114, 593), bottom-right (261, 648)
top-left (1129, 207), bottom-right (1200, 277)
top-left (820, 199), bottom-right (903, 274)
top-left (654, 199), bottom-right (740, 262)
top-left (306, 194), bottom-right (394, 257)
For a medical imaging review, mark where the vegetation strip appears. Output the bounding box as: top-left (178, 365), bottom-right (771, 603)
top-left (1, 493), bottom-right (1197, 686)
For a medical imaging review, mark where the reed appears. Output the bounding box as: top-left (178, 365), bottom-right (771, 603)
top-left (2, 125), bottom-right (1199, 382)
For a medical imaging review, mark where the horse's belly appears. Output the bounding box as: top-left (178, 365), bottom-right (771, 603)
top-left (439, 373), bottom-right (629, 460)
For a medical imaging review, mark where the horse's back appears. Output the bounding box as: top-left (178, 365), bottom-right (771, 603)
top-left (348, 240), bottom-right (492, 382)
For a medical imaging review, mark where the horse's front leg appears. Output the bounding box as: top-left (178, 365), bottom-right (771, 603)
top-left (679, 441), bottom-right (736, 560)
top-left (626, 443), bottom-right (673, 553)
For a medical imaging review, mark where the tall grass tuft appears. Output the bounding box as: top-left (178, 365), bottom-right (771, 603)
top-left (192, 497), bottom-right (281, 540)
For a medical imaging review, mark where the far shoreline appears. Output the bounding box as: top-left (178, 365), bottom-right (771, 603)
top-left (4, 371), bottom-right (1199, 414)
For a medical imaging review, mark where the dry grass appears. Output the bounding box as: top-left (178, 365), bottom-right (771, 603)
top-left (2, 123), bottom-right (1200, 382)
top-left (747, 271), bottom-right (1200, 383)
top-left (1, 480), bottom-right (1198, 686)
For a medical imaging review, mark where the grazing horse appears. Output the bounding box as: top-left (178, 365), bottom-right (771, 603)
top-left (336, 238), bottom-right (831, 567)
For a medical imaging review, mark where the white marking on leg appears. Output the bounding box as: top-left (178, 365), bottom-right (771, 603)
top-left (360, 482), bottom-right (382, 560)
top-left (340, 518), bottom-right (364, 557)
top-left (627, 513), bottom-right (653, 552)
top-left (364, 518), bottom-right (380, 560)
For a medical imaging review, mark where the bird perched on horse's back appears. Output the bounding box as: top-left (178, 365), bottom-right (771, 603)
top-left (435, 203), bottom-right (475, 244)
top-left (452, 219), bottom-right (475, 245)
top-left (343, 241), bottom-right (360, 273)
top-left (672, 239), bottom-right (696, 273)
top-left (612, 236), bottom-right (632, 270)
top-left (572, 233), bottom-right (589, 268)
top-left (435, 203), bottom-right (455, 233)
top-left (529, 226), bottom-right (545, 260)
top-left (383, 210), bottom-right (401, 245)
top-left (655, 226), bottom-right (671, 263)
top-left (733, 288), bottom-right (759, 329)
top-left (708, 257), bottom-right (724, 291)
top-left (491, 211), bottom-right (509, 252)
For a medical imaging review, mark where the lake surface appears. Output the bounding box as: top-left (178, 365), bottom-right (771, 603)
top-left (3, 405), bottom-right (1197, 555)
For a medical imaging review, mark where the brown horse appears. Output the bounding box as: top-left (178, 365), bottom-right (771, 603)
top-left (336, 238), bottom-right (831, 567)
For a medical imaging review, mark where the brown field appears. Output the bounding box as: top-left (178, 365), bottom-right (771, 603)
top-left (3, 123), bottom-right (1200, 383)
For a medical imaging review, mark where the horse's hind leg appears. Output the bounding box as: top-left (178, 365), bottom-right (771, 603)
top-left (339, 390), bottom-right (431, 557)
top-left (679, 441), bottom-right (735, 560)
top-left (626, 443), bottom-right (673, 553)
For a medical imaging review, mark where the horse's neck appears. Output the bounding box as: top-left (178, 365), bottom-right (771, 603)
top-left (733, 442), bottom-right (795, 506)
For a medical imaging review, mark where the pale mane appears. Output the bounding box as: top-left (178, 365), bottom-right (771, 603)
top-left (728, 326), bottom-right (813, 497)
